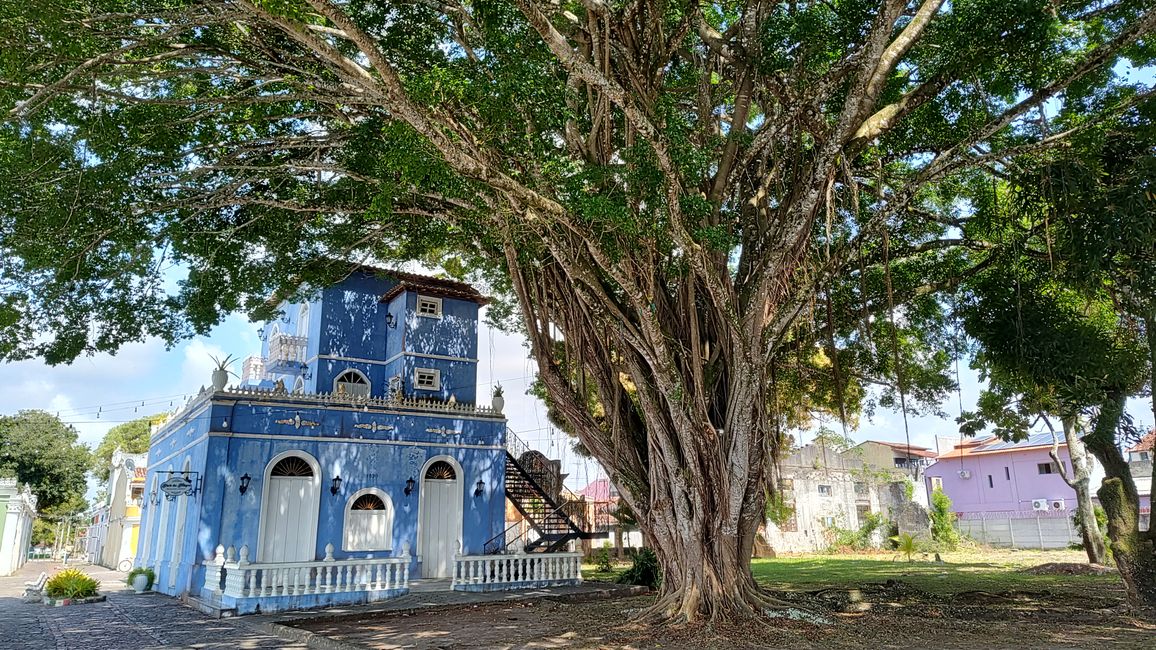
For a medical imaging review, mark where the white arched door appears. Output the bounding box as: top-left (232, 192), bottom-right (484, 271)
top-left (258, 454), bottom-right (320, 562)
top-left (418, 459), bottom-right (461, 578)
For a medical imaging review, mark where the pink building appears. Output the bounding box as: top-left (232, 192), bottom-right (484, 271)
top-left (925, 433), bottom-right (1083, 514)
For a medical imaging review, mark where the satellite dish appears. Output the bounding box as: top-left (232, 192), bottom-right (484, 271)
top-left (124, 458), bottom-right (136, 473)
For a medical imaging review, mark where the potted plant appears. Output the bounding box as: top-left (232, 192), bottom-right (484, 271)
top-left (126, 567), bottom-right (155, 594)
top-left (209, 353), bottom-right (238, 391)
top-left (491, 384), bottom-right (505, 413)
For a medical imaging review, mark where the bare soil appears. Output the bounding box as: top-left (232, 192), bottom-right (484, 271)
top-left (289, 580), bottom-right (1155, 649)
top-left (1021, 562), bottom-right (1118, 576)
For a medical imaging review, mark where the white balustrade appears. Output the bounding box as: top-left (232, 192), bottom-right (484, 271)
top-left (451, 551), bottom-right (582, 589)
top-left (205, 542), bottom-right (411, 601)
top-left (267, 333), bottom-right (308, 365)
top-left (215, 385), bottom-right (502, 417)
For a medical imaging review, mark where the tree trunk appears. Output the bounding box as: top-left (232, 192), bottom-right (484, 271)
top-left (1051, 416), bottom-right (1106, 564)
top-left (1080, 391), bottom-right (1156, 607)
top-left (614, 524), bottom-right (624, 561)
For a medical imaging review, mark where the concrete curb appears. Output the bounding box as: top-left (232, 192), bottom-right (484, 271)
top-left (253, 620), bottom-right (370, 650)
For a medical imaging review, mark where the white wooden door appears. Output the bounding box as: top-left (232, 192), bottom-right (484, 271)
top-left (419, 479), bottom-right (459, 578)
top-left (259, 476), bottom-right (317, 562)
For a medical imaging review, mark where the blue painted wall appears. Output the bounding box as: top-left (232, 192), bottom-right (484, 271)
top-left (136, 395), bottom-right (507, 598)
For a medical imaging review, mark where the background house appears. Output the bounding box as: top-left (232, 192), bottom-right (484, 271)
top-left (1127, 431), bottom-right (1153, 531)
top-left (763, 439), bottom-right (929, 553)
top-left (97, 450), bottom-right (147, 570)
top-left (925, 433), bottom-right (1093, 548)
top-left (0, 478), bottom-right (36, 576)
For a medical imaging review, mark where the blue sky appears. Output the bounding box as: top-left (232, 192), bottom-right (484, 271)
top-left (3, 302), bottom-right (1150, 497)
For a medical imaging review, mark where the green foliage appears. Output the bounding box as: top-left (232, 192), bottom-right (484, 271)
top-left (826, 512), bottom-right (887, 552)
top-left (764, 489), bottom-right (795, 527)
top-left (618, 547), bottom-right (661, 589)
top-left (126, 567), bottom-right (156, 590)
top-left (92, 415), bottom-right (158, 483)
top-left (902, 479), bottom-right (916, 502)
top-left (929, 488), bottom-right (961, 550)
top-left (1071, 505), bottom-right (1111, 559)
top-left (891, 533), bottom-right (919, 563)
top-left (0, 410), bottom-right (91, 510)
top-left (594, 543), bottom-right (613, 573)
top-left (45, 569), bottom-right (100, 599)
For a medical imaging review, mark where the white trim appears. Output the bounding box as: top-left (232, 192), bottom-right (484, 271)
top-left (256, 450), bottom-right (322, 563)
top-left (308, 352), bottom-right (480, 367)
top-left (416, 295), bottom-right (443, 318)
top-left (169, 457), bottom-right (191, 588)
top-left (416, 454), bottom-right (464, 575)
top-left (343, 488), bottom-right (395, 552)
top-left (292, 376), bottom-right (305, 393)
top-left (414, 368), bottom-right (440, 391)
top-left (208, 431), bottom-right (502, 450)
top-left (333, 368), bottom-right (371, 397)
top-left (297, 303), bottom-right (310, 338)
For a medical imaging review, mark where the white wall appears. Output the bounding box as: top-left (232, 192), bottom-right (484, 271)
top-left (0, 480), bottom-right (37, 576)
top-left (955, 512), bottom-right (1080, 549)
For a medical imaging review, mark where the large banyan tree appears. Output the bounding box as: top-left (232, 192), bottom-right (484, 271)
top-left (1, 0), bottom-right (1154, 621)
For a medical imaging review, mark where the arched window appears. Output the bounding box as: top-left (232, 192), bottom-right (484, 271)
top-left (292, 376), bottom-right (305, 394)
top-left (344, 489), bottom-right (394, 551)
top-left (425, 461), bottom-right (457, 480)
top-left (270, 456), bottom-right (314, 477)
top-left (297, 304), bottom-right (310, 337)
top-left (334, 369), bottom-right (370, 398)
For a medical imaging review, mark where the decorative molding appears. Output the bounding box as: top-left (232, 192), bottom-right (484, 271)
top-left (273, 413), bottom-right (320, 429)
top-left (210, 431), bottom-right (503, 451)
top-left (219, 385), bottom-right (503, 418)
top-left (354, 421), bottom-right (396, 433)
top-left (426, 426), bottom-right (462, 436)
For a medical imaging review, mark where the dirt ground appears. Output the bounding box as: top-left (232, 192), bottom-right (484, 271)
top-left (289, 579), bottom-right (1155, 649)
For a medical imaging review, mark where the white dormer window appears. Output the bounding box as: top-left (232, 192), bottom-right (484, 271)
top-left (414, 368), bottom-right (440, 391)
top-left (334, 369), bottom-right (370, 397)
top-left (416, 295), bottom-right (442, 318)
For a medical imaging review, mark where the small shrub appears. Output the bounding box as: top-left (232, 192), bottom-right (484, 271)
top-left (45, 569), bottom-right (100, 599)
top-left (929, 488), bottom-right (960, 550)
top-left (594, 543), bottom-right (613, 572)
top-left (825, 512), bottom-right (887, 552)
top-left (618, 547), bottom-right (661, 589)
top-left (126, 567), bottom-right (156, 590)
top-left (891, 533), bottom-right (918, 562)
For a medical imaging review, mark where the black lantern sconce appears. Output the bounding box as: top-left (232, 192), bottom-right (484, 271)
top-left (149, 490), bottom-right (160, 506)
top-left (238, 474), bottom-right (251, 495)
top-left (256, 327), bottom-right (266, 341)
top-left (404, 477), bottom-right (415, 496)
top-left (474, 478), bottom-right (485, 497)
top-left (330, 475), bottom-right (343, 496)
top-left (384, 312), bottom-right (397, 329)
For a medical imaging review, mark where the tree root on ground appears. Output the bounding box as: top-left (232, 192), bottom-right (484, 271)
top-left (630, 584), bottom-right (833, 627)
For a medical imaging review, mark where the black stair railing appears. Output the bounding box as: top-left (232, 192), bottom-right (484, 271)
top-left (484, 428), bottom-right (609, 554)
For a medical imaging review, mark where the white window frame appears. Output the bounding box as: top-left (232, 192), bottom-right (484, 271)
top-left (416, 295), bottom-right (443, 318)
top-left (334, 368), bottom-right (371, 397)
top-left (343, 488), bottom-right (395, 552)
top-left (817, 484), bottom-right (832, 496)
top-left (930, 476), bottom-right (943, 491)
top-left (414, 368), bottom-right (440, 391)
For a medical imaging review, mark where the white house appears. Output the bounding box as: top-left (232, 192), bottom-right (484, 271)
top-left (0, 478), bottom-right (37, 576)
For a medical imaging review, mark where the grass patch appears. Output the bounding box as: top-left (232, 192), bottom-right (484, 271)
top-left (751, 549), bottom-right (1122, 596)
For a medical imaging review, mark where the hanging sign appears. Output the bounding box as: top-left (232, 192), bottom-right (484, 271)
top-left (160, 473), bottom-right (195, 499)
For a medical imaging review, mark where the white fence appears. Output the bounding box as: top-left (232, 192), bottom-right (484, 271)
top-left (203, 543), bottom-right (410, 600)
top-left (955, 511), bottom-right (1080, 549)
top-left (452, 551), bottom-right (582, 590)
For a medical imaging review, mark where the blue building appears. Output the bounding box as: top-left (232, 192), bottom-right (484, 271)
top-left (133, 268), bottom-right (603, 614)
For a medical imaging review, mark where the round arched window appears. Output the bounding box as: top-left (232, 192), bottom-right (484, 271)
top-left (351, 494), bottom-right (386, 510)
top-left (334, 369), bottom-right (370, 398)
top-left (424, 461), bottom-right (456, 480)
top-left (270, 456), bottom-right (314, 477)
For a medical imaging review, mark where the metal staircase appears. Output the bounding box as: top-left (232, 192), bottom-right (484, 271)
top-left (484, 429), bottom-right (610, 554)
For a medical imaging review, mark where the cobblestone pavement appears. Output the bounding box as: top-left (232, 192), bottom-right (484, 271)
top-left (1, 561), bottom-right (640, 650)
top-left (0, 561), bottom-right (306, 650)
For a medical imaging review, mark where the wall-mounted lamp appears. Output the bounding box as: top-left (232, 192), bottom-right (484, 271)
top-left (149, 490), bottom-right (160, 506)
top-left (302, 368), bottom-right (313, 381)
top-left (257, 327), bottom-right (266, 341)
top-left (404, 477), bottom-right (415, 496)
top-left (330, 475), bottom-right (343, 496)
top-left (384, 313), bottom-right (397, 329)
top-left (238, 474), bottom-right (251, 495)
top-left (474, 479), bottom-right (485, 497)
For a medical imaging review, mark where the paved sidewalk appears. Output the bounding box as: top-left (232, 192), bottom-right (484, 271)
top-left (1, 561), bottom-right (641, 650)
top-left (0, 561), bottom-right (305, 650)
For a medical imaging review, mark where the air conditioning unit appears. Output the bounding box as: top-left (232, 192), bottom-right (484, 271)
top-left (1031, 498), bottom-right (1049, 512)
top-left (957, 469), bottom-right (972, 480)
top-left (1051, 499), bottom-right (1066, 511)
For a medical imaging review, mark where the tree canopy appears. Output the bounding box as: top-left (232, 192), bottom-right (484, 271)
top-left (0, 410), bottom-right (92, 511)
top-left (2, 0), bottom-right (1154, 621)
